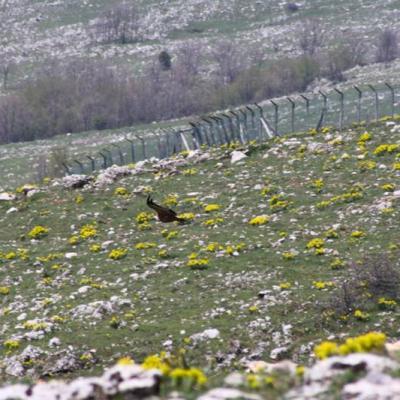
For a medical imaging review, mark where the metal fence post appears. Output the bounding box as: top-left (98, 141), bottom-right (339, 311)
top-left (62, 162), bottom-right (71, 175)
top-left (222, 114), bottom-right (235, 143)
top-left (209, 116), bottom-right (223, 144)
top-left (135, 135), bottom-right (146, 160)
top-left (254, 103), bottom-right (264, 139)
top-left (238, 109), bottom-right (248, 142)
top-left (111, 143), bottom-right (124, 165)
top-left (189, 122), bottom-right (201, 149)
top-left (203, 118), bottom-right (217, 145)
top-left (385, 82), bottom-right (395, 117)
top-left (334, 88), bottom-right (344, 131)
top-left (73, 160), bottom-right (84, 174)
top-left (368, 84), bottom-right (379, 121)
top-left (216, 116), bottom-right (230, 144)
top-left (102, 148), bottom-right (113, 166)
top-left (99, 152), bottom-right (107, 169)
top-left (319, 90), bottom-right (327, 110)
top-left (316, 91), bottom-right (328, 132)
top-left (300, 94), bottom-right (310, 129)
top-left (229, 111), bottom-right (241, 143)
top-left (354, 86), bottom-right (362, 123)
top-left (126, 138), bottom-right (135, 163)
top-left (287, 97), bottom-right (295, 133)
top-left (154, 133), bottom-right (162, 158)
top-left (174, 130), bottom-right (183, 153)
top-left (198, 123), bottom-right (211, 147)
top-left (86, 156), bottom-right (95, 172)
top-left (246, 105), bottom-right (256, 130)
top-left (270, 100), bottom-right (279, 134)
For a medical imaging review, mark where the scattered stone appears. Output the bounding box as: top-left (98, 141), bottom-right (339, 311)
top-left (48, 338), bottom-right (61, 348)
top-left (198, 388), bottom-right (262, 400)
top-left (224, 372), bottom-right (245, 387)
top-left (42, 349), bottom-right (82, 376)
top-left (65, 252), bottom-right (78, 259)
top-left (0, 364), bottom-right (160, 400)
top-left (342, 371), bottom-right (400, 399)
top-left (190, 328), bottom-right (220, 343)
top-left (0, 193), bottom-right (15, 201)
top-left (287, 353), bottom-right (399, 399)
top-left (230, 151), bottom-right (247, 164)
top-left (60, 175), bottom-right (93, 189)
top-left (95, 165), bottom-right (132, 187)
top-left (270, 346), bottom-right (289, 360)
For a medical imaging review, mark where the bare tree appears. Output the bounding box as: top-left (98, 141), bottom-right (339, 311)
top-left (0, 62), bottom-right (13, 89)
top-left (93, 3), bottom-right (140, 44)
top-left (345, 35), bottom-right (367, 66)
top-left (298, 19), bottom-right (325, 56)
top-left (212, 40), bottom-right (244, 84)
top-left (376, 29), bottom-right (398, 63)
top-left (176, 42), bottom-right (202, 76)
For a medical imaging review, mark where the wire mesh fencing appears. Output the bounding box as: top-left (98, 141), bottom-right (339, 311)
top-left (65, 82), bottom-right (399, 175)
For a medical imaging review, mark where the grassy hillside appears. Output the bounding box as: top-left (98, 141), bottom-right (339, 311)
top-left (1, 117), bottom-right (399, 396)
top-left (2, 0), bottom-right (400, 88)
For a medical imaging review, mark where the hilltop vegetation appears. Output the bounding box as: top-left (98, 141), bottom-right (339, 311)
top-left (0, 117), bottom-right (400, 397)
top-left (1, 0), bottom-right (400, 144)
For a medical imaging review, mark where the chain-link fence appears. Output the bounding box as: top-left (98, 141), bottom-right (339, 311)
top-left (65, 82), bottom-right (399, 175)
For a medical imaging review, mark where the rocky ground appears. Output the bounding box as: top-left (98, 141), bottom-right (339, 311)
top-left (0, 116), bottom-right (400, 398)
top-left (2, 0), bottom-right (400, 87)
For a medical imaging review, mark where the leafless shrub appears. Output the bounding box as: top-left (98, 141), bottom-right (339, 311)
top-left (356, 253), bottom-right (400, 299)
top-left (328, 253), bottom-right (400, 316)
top-left (91, 3), bottom-right (140, 44)
top-left (212, 40), bottom-right (244, 85)
top-left (345, 36), bottom-right (368, 67)
top-left (176, 42), bottom-right (202, 76)
top-left (376, 29), bottom-right (398, 63)
top-left (324, 45), bottom-right (354, 82)
top-left (48, 146), bottom-right (69, 178)
top-left (329, 280), bottom-right (365, 316)
top-left (35, 155), bottom-right (49, 183)
top-left (298, 18), bottom-right (326, 56)
top-left (1, 62), bottom-right (13, 89)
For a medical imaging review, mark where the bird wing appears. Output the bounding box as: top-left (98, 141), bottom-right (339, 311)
top-left (146, 196), bottom-right (177, 216)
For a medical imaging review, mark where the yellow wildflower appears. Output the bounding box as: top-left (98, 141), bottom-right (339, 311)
top-left (108, 248), bottom-right (128, 260)
top-left (204, 204), bottom-right (220, 212)
top-left (28, 225), bottom-right (49, 239)
top-left (249, 215), bottom-right (270, 225)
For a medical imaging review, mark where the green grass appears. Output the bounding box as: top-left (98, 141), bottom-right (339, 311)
top-left (0, 118), bottom-right (399, 394)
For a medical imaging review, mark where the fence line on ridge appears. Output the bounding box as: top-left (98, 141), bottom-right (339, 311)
top-left (64, 82), bottom-right (399, 175)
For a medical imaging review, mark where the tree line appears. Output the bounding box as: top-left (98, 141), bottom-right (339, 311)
top-left (0, 19), bottom-right (398, 144)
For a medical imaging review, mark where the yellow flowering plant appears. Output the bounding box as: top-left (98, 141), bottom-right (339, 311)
top-left (28, 225), bottom-right (49, 239)
top-left (249, 215), bottom-right (270, 225)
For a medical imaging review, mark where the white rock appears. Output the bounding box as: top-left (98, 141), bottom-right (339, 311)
top-left (224, 372), bottom-right (245, 387)
top-left (230, 151), bottom-right (247, 164)
top-left (6, 207), bottom-right (18, 214)
top-left (49, 337), bottom-right (61, 348)
top-left (17, 313), bottom-right (27, 321)
top-left (0, 193), bottom-right (15, 201)
top-left (190, 328), bottom-right (220, 343)
top-left (270, 346), bottom-right (288, 360)
top-left (101, 240), bottom-right (114, 249)
top-left (198, 388), bottom-right (262, 400)
top-left (78, 286), bottom-right (91, 294)
top-left (342, 371), bottom-right (400, 399)
top-left (306, 353), bottom-right (398, 383)
top-left (65, 252), bottom-right (78, 259)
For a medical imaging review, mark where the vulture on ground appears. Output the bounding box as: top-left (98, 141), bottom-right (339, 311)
top-left (146, 195), bottom-right (186, 224)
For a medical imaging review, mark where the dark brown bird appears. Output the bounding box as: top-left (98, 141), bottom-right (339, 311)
top-left (146, 195), bottom-right (186, 224)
